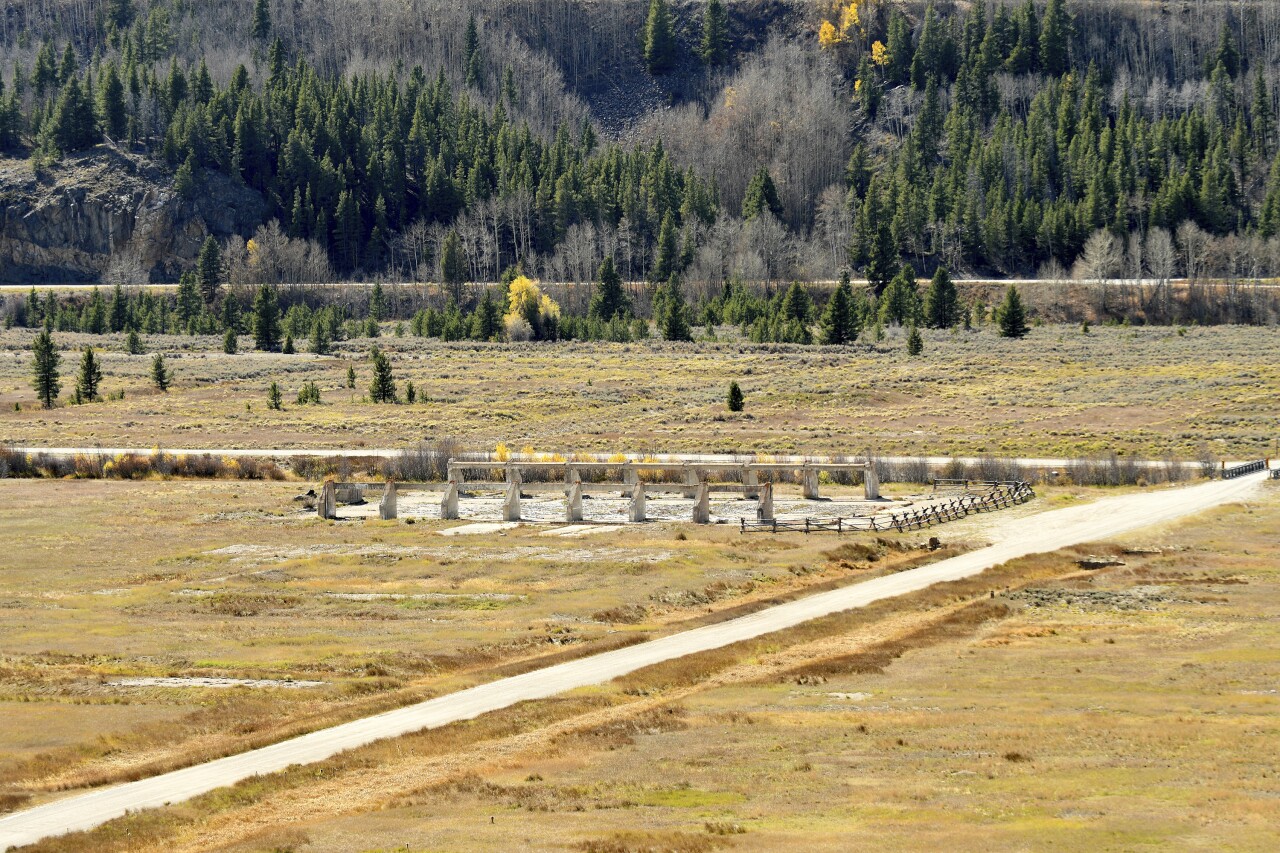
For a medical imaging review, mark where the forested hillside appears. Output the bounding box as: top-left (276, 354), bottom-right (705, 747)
top-left (2, 0), bottom-right (1279, 290)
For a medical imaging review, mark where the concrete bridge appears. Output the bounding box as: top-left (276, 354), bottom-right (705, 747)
top-left (317, 456), bottom-right (880, 525)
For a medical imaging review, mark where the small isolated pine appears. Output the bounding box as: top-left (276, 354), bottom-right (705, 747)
top-left (75, 346), bottom-right (103, 403)
top-left (906, 323), bottom-right (923, 356)
top-left (267, 382), bottom-right (282, 410)
top-left (296, 380), bottom-right (321, 404)
top-left (282, 334), bottom-right (295, 354)
top-left (727, 380), bottom-right (744, 412)
top-left (151, 352), bottom-right (170, 392)
top-left (126, 329), bottom-right (143, 354)
top-left (346, 364), bottom-right (356, 389)
top-left (405, 381), bottom-right (416, 404)
top-left (998, 286), bottom-right (1029, 338)
top-left (1081, 319), bottom-right (1091, 335)
top-left (368, 346), bottom-right (396, 403)
top-left (223, 328), bottom-right (238, 354)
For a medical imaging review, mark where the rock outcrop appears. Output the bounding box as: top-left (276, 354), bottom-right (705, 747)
top-left (0, 146), bottom-right (266, 284)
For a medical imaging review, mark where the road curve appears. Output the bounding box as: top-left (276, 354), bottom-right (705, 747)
top-left (0, 471), bottom-right (1267, 850)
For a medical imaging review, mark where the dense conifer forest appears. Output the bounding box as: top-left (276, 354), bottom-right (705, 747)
top-left (2, 1), bottom-right (1279, 317)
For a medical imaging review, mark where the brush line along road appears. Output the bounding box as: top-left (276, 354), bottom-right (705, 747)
top-left (0, 471), bottom-right (1267, 850)
top-left (6, 446), bottom-right (1221, 471)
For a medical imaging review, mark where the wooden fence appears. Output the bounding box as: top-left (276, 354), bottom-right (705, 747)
top-left (740, 481), bottom-right (1035, 535)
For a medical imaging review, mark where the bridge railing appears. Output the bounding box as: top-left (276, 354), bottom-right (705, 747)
top-left (741, 481), bottom-right (1034, 534)
top-left (1222, 460), bottom-right (1266, 480)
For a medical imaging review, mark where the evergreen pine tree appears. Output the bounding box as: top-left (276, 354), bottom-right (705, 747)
top-left (658, 275), bottom-right (692, 341)
top-left (861, 184), bottom-right (897, 294)
top-left (819, 273), bottom-right (857, 344)
top-left (879, 264), bottom-right (922, 326)
top-left (107, 0), bottom-right (136, 30)
top-left (780, 281), bottom-right (813, 324)
top-left (885, 10), bottom-right (914, 86)
top-left (589, 255), bottom-right (628, 320)
top-left (220, 292), bottom-right (240, 333)
top-left (368, 346), bottom-right (397, 403)
top-left (126, 328), bottom-right (142, 354)
top-left (726, 380), bottom-right (744, 412)
top-left (651, 214), bottom-right (679, 283)
top-left (346, 364), bottom-right (357, 389)
top-left (310, 317), bottom-right (331, 355)
top-left (1252, 69), bottom-right (1274, 156)
top-left (369, 281), bottom-right (387, 321)
top-left (31, 330), bottom-right (61, 409)
top-left (464, 15), bottom-right (483, 89)
top-left (98, 63), bottom-right (127, 140)
top-left (196, 237), bottom-right (222, 304)
top-left (46, 76), bottom-right (99, 154)
top-left (440, 229), bottom-right (467, 300)
top-left (151, 352), bottom-right (170, 391)
top-left (267, 381), bottom-right (282, 410)
top-left (282, 334), bottom-right (294, 354)
top-left (333, 189), bottom-right (361, 273)
top-left (0, 76), bottom-right (13, 151)
top-left (108, 283), bottom-right (128, 332)
top-left (742, 167), bottom-right (783, 221)
top-left (906, 323), bottom-right (924, 356)
top-left (923, 266), bottom-right (959, 328)
top-left (75, 346), bottom-right (103, 403)
top-left (223, 327), bottom-right (238, 354)
top-left (998, 285), bottom-right (1029, 338)
top-left (251, 0), bottom-right (271, 40)
top-left (173, 154), bottom-right (196, 198)
top-left (1260, 152), bottom-right (1280, 238)
top-left (252, 283), bottom-right (280, 351)
top-left (699, 0), bottom-right (730, 67)
top-left (1039, 0), bottom-right (1071, 77)
top-left (643, 0), bottom-right (677, 75)
top-left (405, 381), bottom-right (416, 404)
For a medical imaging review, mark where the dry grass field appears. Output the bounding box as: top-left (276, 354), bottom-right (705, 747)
top-left (7, 479), bottom-right (1276, 852)
top-left (1, 324), bottom-right (1277, 458)
top-left (0, 475), bottom-right (972, 817)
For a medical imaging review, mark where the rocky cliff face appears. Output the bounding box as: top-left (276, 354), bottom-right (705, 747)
top-left (0, 147), bottom-right (266, 284)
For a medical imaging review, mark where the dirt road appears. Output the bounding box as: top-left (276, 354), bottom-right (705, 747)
top-left (0, 471), bottom-right (1266, 850)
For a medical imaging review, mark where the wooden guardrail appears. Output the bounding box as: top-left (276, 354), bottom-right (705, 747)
top-left (741, 481), bottom-right (1034, 535)
top-left (1222, 460), bottom-right (1266, 480)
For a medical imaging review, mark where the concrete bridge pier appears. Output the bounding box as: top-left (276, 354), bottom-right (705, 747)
top-left (742, 466), bottom-right (759, 497)
top-left (682, 465), bottom-right (700, 498)
top-left (628, 482), bottom-right (646, 522)
top-left (318, 480), bottom-right (337, 520)
top-left (441, 481), bottom-right (460, 520)
top-left (757, 481), bottom-right (774, 521)
top-left (864, 455), bottom-right (881, 500)
top-left (692, 481), bottom-right (710, 524)
top-left (503, 481), bottom-right (522, 522)
top-left (566, 482), bottom-right (584, 522)
top-left (379, 481), bottom-right (397, 520)
top-left (802, 466), bottom-right (821, 500)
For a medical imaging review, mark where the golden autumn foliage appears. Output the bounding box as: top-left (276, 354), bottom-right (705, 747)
top-left (818, 20), bottom-right (840, 48)
top-left (870, 40), bottom-right (889, 66)
top-left (503, 275), bottom-right (561, 341)
top-left (820, 1), bottom-right (875, 50)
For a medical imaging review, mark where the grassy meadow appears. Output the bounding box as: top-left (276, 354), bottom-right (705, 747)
top-left (14, 479), bottom-right (1276, 852)
top-left (0, 475), bottom-right (963, 815)
top-left (1, 324), bottom-right (1277, 459)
